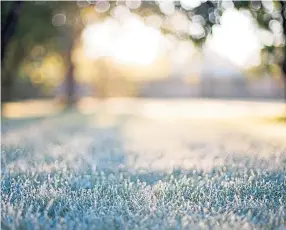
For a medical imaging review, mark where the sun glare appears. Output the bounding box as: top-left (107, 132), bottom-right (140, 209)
top-left (82, 14), bottom-right (164, 66)
top-left (207, 9), bottom-right (262, 68)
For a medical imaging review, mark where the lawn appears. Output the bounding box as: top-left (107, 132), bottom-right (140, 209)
top-left (1, 99), bottom-right (286, 229)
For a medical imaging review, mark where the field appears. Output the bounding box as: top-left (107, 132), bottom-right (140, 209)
top-left (1, 99), bottom-right (286, 229)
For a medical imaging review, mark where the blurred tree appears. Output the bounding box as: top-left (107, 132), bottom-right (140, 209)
top-left (1, 1), bottom-right (22, 62)
top-left (172, 0), bottom-right (286, 101)
top-left (280, 1), bottom-right (286, 101)
top-left (1, 1), bottom-right (23, 102)
top-left (1, 1), bottom-right (59, 102)
top-left (233, 0), bottom-right (286, 102)
top-left (54, 2), bottom-right (85, 107)
top-left (1, 1), bottom-right (82, 106)
top-left (2, 0), bottom-right (286, 105)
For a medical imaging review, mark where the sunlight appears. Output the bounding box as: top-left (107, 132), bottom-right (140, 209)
top-left (2, 100), bottom-right (63, 119)
top-left (207, 8), bottom-right (262, 68)
top-left (113, 17), bottom-right (162, 65)
top-left (82, 18), bottom-right (118, 59)
top-left (82, 14), bottom-right (164, 66)
top-left (21, 52), bottom-right (66, 87)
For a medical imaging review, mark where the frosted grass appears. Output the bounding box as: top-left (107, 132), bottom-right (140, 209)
top-left (1, 111), bottom-right (286, 229)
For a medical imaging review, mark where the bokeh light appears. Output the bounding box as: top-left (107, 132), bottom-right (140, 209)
top-left (111, 5), bottom-right (131, 22)
top-left (77, 0), bottom-right (90, 8)
top-left (125, 0), bottom-right (141, 10)
top-left (207, 8), bottom-right (262, 68)
top-left (95, 0), bottom-right (110, 13)
top-left (144, 14), bottom-right (163, 29)
top-left (52, 13), bottom-right (66, 26)
top-left (21, 52), bottom-right (66, 87)
top-left (180, 0), bottom-right (202, 10)
top-left (159, 1), bottom-right (175, 16)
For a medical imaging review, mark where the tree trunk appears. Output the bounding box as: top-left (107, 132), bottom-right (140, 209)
top-left (59, 26), bottom-right (77, 108)
top-left (65, 46), bottom-right (76, 107)
top-left (1, 1), bottom-right (23, 103)
top-left (1, 1), bottom-right (23, 62)
top-left (1, 76), bottom-right (13, 102)
top-left (97, 59), bottom-right (109, 99)
top-left (1, 40), bottom-right (25, 103)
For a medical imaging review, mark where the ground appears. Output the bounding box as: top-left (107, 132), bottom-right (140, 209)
top-left (1, 99), bottom-right (286, 229)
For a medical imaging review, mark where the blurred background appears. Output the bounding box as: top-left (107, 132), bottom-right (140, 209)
top-left (1, 0), bottom-right (286, 119)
